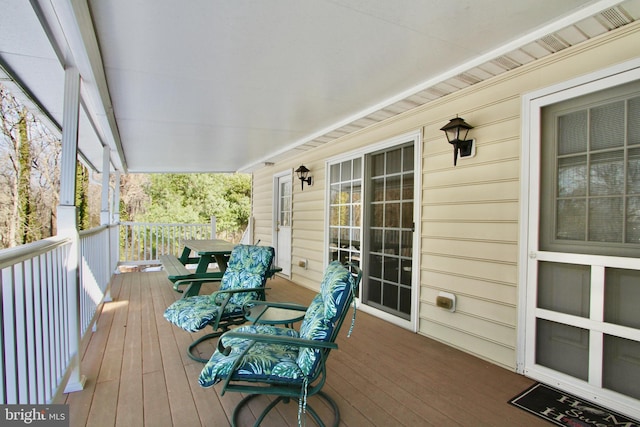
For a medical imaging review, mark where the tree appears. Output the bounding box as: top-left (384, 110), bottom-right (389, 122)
top-left (136, 173), bottom-right (251, 240)
top-left (1, 84), bottom-right (63, 248)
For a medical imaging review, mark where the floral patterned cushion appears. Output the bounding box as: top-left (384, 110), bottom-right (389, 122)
top-left (198, 261), bottom-right (355, 388)
top-left (297, 261), bottom-right (354, 375)
top-left (219, 245), bottom-right (275, 307)
top-left (163, 245), bottom-right (274, 332)
top-left (199, 324), bottom-right (302, 387)
top-left (164, 295), bottom-right (244, 332)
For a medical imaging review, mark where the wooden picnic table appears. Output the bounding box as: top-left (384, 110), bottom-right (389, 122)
top-left (179, 239), bottom-right (236, 274)
top-left (159, 239), bottom-right (236, 297)
top-left (162, 240), bottom-right (281, 298)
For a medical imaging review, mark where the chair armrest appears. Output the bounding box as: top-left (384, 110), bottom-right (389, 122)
top-left (242, 300), bottom-right (308, 312)
top-left (217, 331), bottom-right (338, 356)
top-left (211, 287), bottom-right (270, 298)
top-left (173, 273), bottom-right (224, 292)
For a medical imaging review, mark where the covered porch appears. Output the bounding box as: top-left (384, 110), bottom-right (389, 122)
top-left (60, 271), bottom-right (544, 426)
top-left (4, 0), bottom-right (640, 423)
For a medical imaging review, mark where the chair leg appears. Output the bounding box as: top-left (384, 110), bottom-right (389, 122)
top-left (188, 331), bottom-right (225, 363)
top-left (231, 391), bottom-right (340, 427)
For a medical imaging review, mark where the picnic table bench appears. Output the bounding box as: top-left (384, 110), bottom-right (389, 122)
top-left (158, 254), bottom-right (193, 281)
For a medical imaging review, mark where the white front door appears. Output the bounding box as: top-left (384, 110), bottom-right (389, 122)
top-left (274, 173), bottom-right (292, 276)
top-left (521, 68), bottom-right (640, 419)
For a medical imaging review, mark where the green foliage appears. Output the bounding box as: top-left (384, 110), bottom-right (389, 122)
top-left (137, 173), bottom-right (251, 235)
top-left (75, 162), bottom-right (90, 230)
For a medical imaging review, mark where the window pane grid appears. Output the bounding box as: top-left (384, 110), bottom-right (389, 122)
top-left (328, 159), bottom-right (362, 268)
top-left (366, 145), bottom-right (414, 318)
top-left (555, 97), bottom-right (640, 245)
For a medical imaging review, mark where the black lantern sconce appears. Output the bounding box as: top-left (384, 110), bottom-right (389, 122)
top-left (440, 116), bottom-right (475, 166)
top-left (295, 165), bottom-right (312, 190)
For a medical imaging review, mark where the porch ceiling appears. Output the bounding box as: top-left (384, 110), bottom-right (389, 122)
top-left (1, 1), bottom-right (639, 173)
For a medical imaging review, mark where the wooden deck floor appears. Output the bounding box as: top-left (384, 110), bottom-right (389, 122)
top-left (60, 270), bottom-right (549, 427)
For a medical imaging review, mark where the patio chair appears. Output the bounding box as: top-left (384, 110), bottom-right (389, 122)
top-left (164, 244), bottom-right (275, 362)
top-left (198, 261), bottom-right (361, 427)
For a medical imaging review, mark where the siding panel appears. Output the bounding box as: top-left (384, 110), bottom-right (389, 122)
top-left (249, 24), bottom-right (640, 371)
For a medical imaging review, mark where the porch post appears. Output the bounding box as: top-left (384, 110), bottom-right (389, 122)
top-left (211, 216), bottom-right (217, 239)
top-left (57, 67), bottom-right (86, 393)
top-left (100, 146), bottom-right (113, 302)
top-left (100, 145), bottom-right (110, 225)
top-left (113, 172), bottom-right (121, 223)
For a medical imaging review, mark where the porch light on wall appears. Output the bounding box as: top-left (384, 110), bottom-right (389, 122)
top-left (440, 116), bottom-right (475, 166)
top-left (295, 165), bottom-right (312, 190)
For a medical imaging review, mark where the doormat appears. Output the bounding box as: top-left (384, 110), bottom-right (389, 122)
top-left (509, 383), bottom-right (639, 427)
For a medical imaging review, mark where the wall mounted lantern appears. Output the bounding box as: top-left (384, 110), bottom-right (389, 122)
top-left (295, 165), bottom-right (312, 190)
top-left (440, 116), bottom-right (475, 166)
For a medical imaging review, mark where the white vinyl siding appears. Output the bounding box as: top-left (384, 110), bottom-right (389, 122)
top-left (250, 21), bottom-right (640, 370)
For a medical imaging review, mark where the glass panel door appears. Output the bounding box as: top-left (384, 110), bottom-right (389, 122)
top-left (363, 144), bottom-right (414, 319)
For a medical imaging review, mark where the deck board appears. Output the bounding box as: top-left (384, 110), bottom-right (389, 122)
top-left (61, 271), bottom-right (548, 426)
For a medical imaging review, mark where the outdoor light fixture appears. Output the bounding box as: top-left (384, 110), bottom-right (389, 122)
top-left (440, 116), bottom-right (475, 166)
top-left (295, 165), bottom-right (312, 190)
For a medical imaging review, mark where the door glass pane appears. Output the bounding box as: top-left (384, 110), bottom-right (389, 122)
top-left (403, 145), bottom-right (414, 171)
top-left (386, 175), bottom-right (401, 200)
top-left (538, 262), bottom-right (590, 317)
top-left (628, 148), bottom-right (640, 194)
top-left (401, 202), bottom-right (413, 229)
top-left (604, 268), bottom-right (640, 329)
top-left (403, 175), bottom-right (414, 199)
top-left (372, 153), bottom-right (384, 177)
top-left (630, 96), bottom-right (640, 145)
top-left (372, 178), bottom-right (384, 202)
top-left (626, 196), bottom-right (640, 243)
top-left (536, 319), bottom-right (589, 381)
top-left (558, 110), bottom-right (587, 155)
top-left (280, 181), bottom-right (291, 226)
top-left (557, 199), bottom-right (586, 240)
top-left (330, 163), bottom-right (340, 182)
top-left (590, 151), bottom-right (624, 195)
top-left (384, 203), bottom-right (400, 227)
top-left (603, 335), bottom-right (640, 400)
top-left (558, 156), bottom-right (587, 197)
top-left (591, 101), bottom-right (625, 150)
top-left (589, 197), bottom-right (623, 242)
top-left (386, 149), bottom-right (401, 174)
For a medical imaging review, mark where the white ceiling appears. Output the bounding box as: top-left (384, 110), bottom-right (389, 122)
top-left (1, 0), bottom-right (639, 173)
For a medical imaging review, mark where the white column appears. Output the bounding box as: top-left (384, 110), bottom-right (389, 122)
top-left (57, 67), bottom-right (86, 393)
top-left (99, 146), bottom-right (113, 302)
top-left (100, 145), bottom-right (110, 225)
top-left (113, 172), bottom-right (121, 223)
top-left (211, 216), bottom-right (217, 239)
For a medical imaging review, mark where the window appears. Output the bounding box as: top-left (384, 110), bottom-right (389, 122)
top-left (540, 80), bottom-right (640, 257)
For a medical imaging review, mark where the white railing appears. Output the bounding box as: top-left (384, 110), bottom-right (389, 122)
top-left (119, 220), bottom-right (215, 263)
top-left (79, 225), bottom-right (116, 335)
top-left (0, 237), bottom-right (73, 404)
top-left (0, 219), bottom-right (250, 404)
top-left (0, 224), bottom-right (117, 404)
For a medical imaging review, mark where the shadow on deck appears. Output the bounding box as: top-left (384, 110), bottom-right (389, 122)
top-left (60, 271), bottom-right (547, 426)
